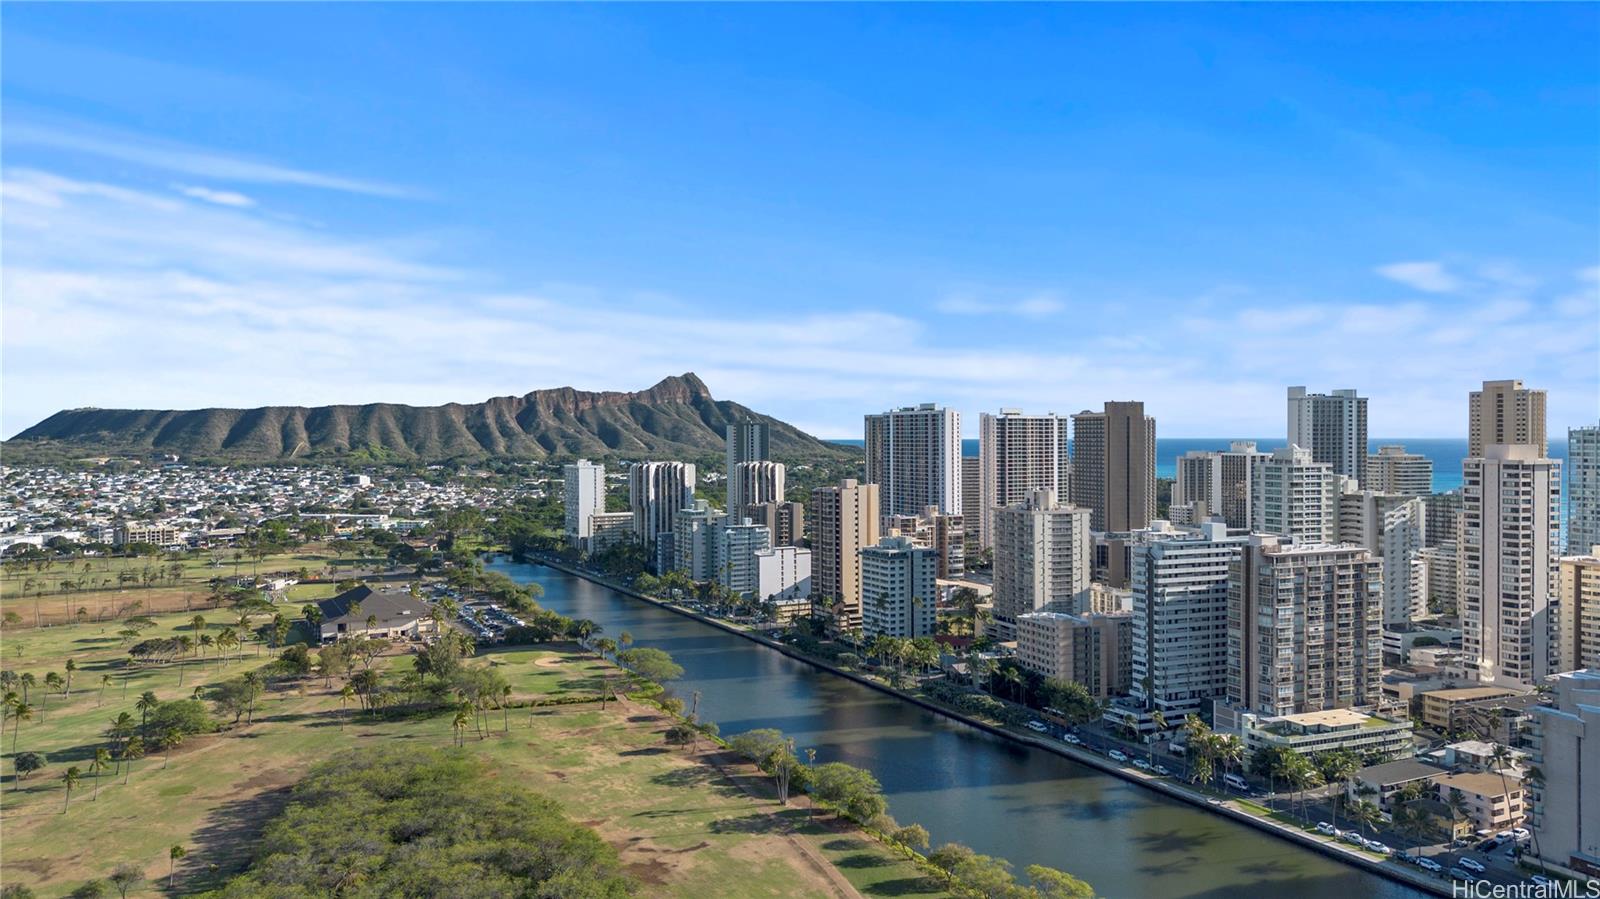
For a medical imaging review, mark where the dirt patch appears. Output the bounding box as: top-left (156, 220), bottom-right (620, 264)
top-left (533, 656), bottom-right (565, 669)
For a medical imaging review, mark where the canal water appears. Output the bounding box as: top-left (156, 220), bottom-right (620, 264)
top-left (490, 557), bottom-right (1426, 899)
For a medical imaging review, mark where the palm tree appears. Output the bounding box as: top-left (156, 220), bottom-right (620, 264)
top-left (63, 658), bottom-right (76, 696)
top-left (1349, 799), bottom-right (1382, 841)
top-left (1317, 751), bottom-right (1360, 830)
top-left (90, 747), bottom-right (111, 800)
top-left (1215, 734), bottom-right (1244, 790)
top-left (61, 765), bottom-right (82, 812)
top-left (339, 684), bottom-right (355, 730)
top-left (168, 845), bottom-right (187, 890)
top-left (9, 701), bottom-right (34, 752)
top-left (98, 674), bottom-right (112, 707)
top-left (157, 729), bottom-right (182, 768)
top-left (1149, 709), bottom-right (1167, 764)
top-left (121, 736), bottom-right (145, 784)
top-left (190, 614), bottom-right (207, 634)
top-left (107, 712), bottom-right (135, 770)
top-left (452, 705), bottom-right (470, 746)
top-left (18, 672), bottom-right (34, 704)
top-left (136, 690), bottom-right (159, 732)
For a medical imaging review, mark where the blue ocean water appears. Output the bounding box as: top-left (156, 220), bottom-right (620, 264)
top-left (830, 438), bottom-right (1571, 494)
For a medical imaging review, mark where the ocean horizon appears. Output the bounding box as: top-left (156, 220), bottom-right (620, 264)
top-left (827, 437), bottom-right (1572, 494)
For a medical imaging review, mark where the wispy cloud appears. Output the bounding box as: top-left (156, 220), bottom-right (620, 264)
top-left (1375, 260), bottom-right (1462, 293)
top-left (936, 291), bottom-right (1065, 318)
top-left (6, 120), bottom-right (413, 198)
top-left (175, 184), bottom-right (255, 208)
top-left (2, 163), bottom-right (1595, 441)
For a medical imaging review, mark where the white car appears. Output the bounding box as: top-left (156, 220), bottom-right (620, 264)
top-left (1316, 822), bottom-right (1337, 836)
top-left (1153, 764), bottom-right (1171, 776)
top-left (1343, 831), bottom-right (1366, 846)
top-left (1064, 734), bottom-right (1083, 745)
top-left (1510, 827), bottom-right (1531, 841)
top-left (1457, 858), bottom-right (1486, 874)
top-left (1026, 720), bottom-right (1048, 733)
top-left (1108, 750), bottom-right (1129, 762)
top-left (1133, 759), bottom-right (1152, 770)
top-left (1417, 858), bottom-right (1443, 873)
top-left (1365, 840), bottom-right (1393, 855)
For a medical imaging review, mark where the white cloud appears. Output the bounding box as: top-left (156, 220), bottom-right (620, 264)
top-left (936, 291), bottom-right (1064, 318)
top-left (1, 162), bottom-right (1595, 442)
top-left (1375, 260), bottom-right (1461, 293)
top-left (175, 184), bottom-right (255, 208)
top-left (6, 120), bottom-right (412, 198)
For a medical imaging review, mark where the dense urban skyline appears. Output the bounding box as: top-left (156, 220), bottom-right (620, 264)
top-left (3, 4), bottom-right (1597, 439)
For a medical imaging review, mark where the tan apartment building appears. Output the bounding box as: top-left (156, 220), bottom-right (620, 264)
top-left (1434, 771), bottom-right (1525, 834)
top-left (991, 489), bottom-right (1091, 638)
top-left (1015, 610), bottom-right (1132, 699)
top-left (1468, 379), bottom-right (1547, 458)
top-left (809, 479), bottom-right (880, 630)
top-left (1070, 401), bottom-right (1155, 533)
top-left (1556, 549), bottom-right (1600, 671)
top-left (1420, 686), bottom-right (1521, 732)
top-left (977, 409), bottom-right (1072, 549)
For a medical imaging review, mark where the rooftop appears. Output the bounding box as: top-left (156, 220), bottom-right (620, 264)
top-left (1436, 771), bottom-right (1520, 797)
top-left (1422, 686), bottom-right (1522, 702)
top-left (1355, 758), bottom-right (1451, 786)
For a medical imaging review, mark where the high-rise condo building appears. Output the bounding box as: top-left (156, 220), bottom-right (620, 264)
top-left (1070, 401), bottom-right (1156, 533)
top-left (810, 479), bottom-right (881, 630)
top-left (563, 459), bottom-right (606, 549)
top-left (716, 519), bottom-right (772, 598)
top-left (1173, 441), bottom-right (1269, 529)
top-left (1420, 544), bottom-right (1461, 618)
top-left (1567, 425), bottom-right (1600, 554)
top-left (1424, 490), bottom-right (1465, 549)
top-left (991, 489), bottom-right (1091, 639)
top-left (1129, 520), bottom-right (1249, 720)
top-left (1367, 445), bottom-right (1433, 496)
top-left (1462, 444), bottom-right (1561, 688)
top-left (1468, 379), bottom-right (1547, 458)
top-left (629, 462), bottom-right (696, 560)
top-left (1228, 536), bottom-right (1384, 716)
top-left (1015, 611), bottom-right (1132, 699)
top-left (754, 545), bottom-right (813, 604)
top-left (726, 421), bottom-right (771, 512)
top-left (1525, 670), bottom-right (1600, 875)
top-left (961, 456), bottom-right (982, 554)
top-left (864, 403), bottom-right (963, 521)
top-left (1252, 445), bottom-right (1340, 544)
top-left (673, 500), bottom-right (726, 581)
top-left (1287, 386), bottom-right (1368, 485)
top-left (885, 506), bottom-right (965, 579)
top-left (978, 410), bottom-right (1072, 549)
top-left (1338, 489), bottom-right (1427, 626)
top-left (860, 536), bottom-right (938, 639)
top-left (730, 461), bottom-right (786, 513)
top-left (1556, 549), bottom-right (1600, 673)
top-left (741, 501), bottom-right (804, 548)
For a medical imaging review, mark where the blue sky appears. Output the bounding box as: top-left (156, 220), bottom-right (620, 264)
top-left (3, 4), bottom-right (1596, 440)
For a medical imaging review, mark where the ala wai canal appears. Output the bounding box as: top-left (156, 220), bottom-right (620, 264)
top-left (489, 557), bottom-right (1426, 899)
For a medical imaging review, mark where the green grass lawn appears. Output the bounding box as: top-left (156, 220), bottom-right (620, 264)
top-left (1, 616), bottom-right (943, 898)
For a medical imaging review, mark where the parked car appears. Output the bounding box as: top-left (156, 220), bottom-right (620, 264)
top-left (1063, 734), bottom-right (1083, 746)
top-left (1026, 720), bottom-right (1048, 733)
top-left (1153, 764), bottom-right (1171, 776)
top-left (1365, 840), bottom-right (1393, 855)
top-left (1133, 759), bottom-right (1152, 770)
top-left (1343, 831), bottom-right (1366, 846)
top-left (1417, 858), bottom-right (1443, 873)
top-left (1108, 750), bottom-right (1129, 762)
top-left (1317, 822), bottom-right (1338, 836)
top-left (1509, 827), bottom-right (1531, 841)
top-left (1457, 858), bottom-right (1486, 874)
top-left (1449, 867), bottom-right (1475, 881)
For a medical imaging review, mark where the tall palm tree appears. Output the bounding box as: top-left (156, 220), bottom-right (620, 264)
top-left (90, 747), bottom-right (111, 801)
top-left (1317, 751), bottom-right (1360, 830)
top-left (63, 658), bottom-right (76, 696)
top-left (157, 729), bottom-right (182, 768)
top-left (1149, 710), bottom-right (1167, 764)
top-left (60, 765), bottom-right (81, 813)
top-left (1350, 799), bottom-right (1382, 840)
top-left (452, 705), bottom-right (470, 746)
top-left (98, 674), bottom-right (112, 707)
top-left (136, 691), bottom-right (159, 732)
top-left (168, 845), bottom-right (187, 890)
top-left (1215, 735), bottom-right (1244, 790)
top-left (121, 735), bottom-right (145, 784)
top-left (9, 701), bottom-right (34, 752)
top-left (339, 684), bottom-right (355, 730)
top-left (1446, 787), bottom-right (1470, 838)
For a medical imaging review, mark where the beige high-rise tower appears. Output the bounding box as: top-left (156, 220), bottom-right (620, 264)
top-left (1070, 401), bottom-right (1155, 533)
top-left (978, 410), bottom-right (1072, 549)
top-left (809, 479), bottom-right (881, 630)
top-left (1462, 444), bottom-right (1561, 688)
top-left (1468, 379), bottom-right (1546, 457)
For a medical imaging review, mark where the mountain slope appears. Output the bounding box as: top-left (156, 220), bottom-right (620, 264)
top-left (7, 373), bottom-right (854, 463)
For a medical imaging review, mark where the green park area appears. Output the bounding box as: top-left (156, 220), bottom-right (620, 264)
top-left (0, 605), bottom-right (946, 898)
